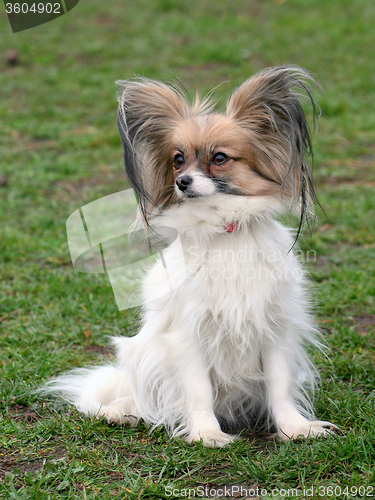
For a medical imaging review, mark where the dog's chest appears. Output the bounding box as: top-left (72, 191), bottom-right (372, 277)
top-left (144, 217), bottom-right (298, 336)
top-left (184, 230), bottom-right (286, 306)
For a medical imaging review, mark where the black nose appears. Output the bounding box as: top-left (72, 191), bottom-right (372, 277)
top-left (176, 175), bottom-right (192, 192)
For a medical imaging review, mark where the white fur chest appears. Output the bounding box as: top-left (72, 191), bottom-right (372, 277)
top-left (142, 195), bottom-right (303, 340)
top-left (182, 219), bottom-right (299, 333)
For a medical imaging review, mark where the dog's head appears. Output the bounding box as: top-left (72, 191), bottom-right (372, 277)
top-left (117, 66), bottom-right (318, 227)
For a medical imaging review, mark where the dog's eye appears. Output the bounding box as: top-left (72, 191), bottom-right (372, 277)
top-left (173, 153), bottom-right (185, 169)
top-left (212, 152), bottom-right (228, 165)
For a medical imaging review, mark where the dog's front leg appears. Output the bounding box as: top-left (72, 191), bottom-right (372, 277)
top-left (178, 347), bottom-right (236, 448)
top-left (264, 343), bottom-right (333, 440)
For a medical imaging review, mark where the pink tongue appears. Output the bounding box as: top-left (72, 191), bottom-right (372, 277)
top-left (224, 221), bottom-right (239, 233)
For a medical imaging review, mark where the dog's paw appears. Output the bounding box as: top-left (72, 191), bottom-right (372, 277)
top-left (186, 430), bottom-right (237, 448)
top-left (98, 405), bottom-right (140, 427)
top-left (278, 420), bottom-right (336, 441)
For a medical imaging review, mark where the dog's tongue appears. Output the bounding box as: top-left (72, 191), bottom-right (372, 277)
top-left (224, 221), bottom-right (239, 233)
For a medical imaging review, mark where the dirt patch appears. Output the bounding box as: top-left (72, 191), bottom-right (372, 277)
top-left (349, 315), bottom-right (375, 336)
top-left (0, 447), bottom-right (66, 480)
top-left (93, 12), bottom-right (119, 26)
top-left (0, 175), bottom-right (8, 187)
top-left (0, 453), bottom-right (43, 480)
top-left (14, 410), bottom-right (39, 423)
top-left (8, 405), bottom-right (42, 423)
top-left (310, 254), bottom-right (331, 270)
top-left (226, 0), bottom-right (267, 19)
top-left (84, 344), bottom-right (113, 358)
top-left (322, 156), bottom-right (375, 169)
top-left (320, 179), bottom-right (375, 188)
top-left (55, 179), bottom-right (101, 201)
top-left (316, 156), bottom-right (375, 187)
top-left (308, 255), bottom-right (333, 280)
top-left (54, 171), bottom-right (129, 203)
top-left (12, 139), bottom-right (57, 154)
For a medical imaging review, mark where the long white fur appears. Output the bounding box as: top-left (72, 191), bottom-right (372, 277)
top-left (43, 193), bottom-right (332, 447)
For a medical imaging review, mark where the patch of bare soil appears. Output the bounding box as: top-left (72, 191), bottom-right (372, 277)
top-left (55, 179), bottom-right (102, 201)
top-left (310, 254), bottom-right (331, 272)
top-left (349, 314), bottom-right (375, 336)
top-left (316, 155), bottom-right (375, 187)
top-left (8, 404), bottom-right (42, 423)
top-left (84, 344), bottom-right (113, 359)
top-left (12, 139), bottom-right (57, 154)
top-left (0, 452), bottom-right (43, 480)
top-left (0, 447), bottom-right (66, 480)
top-left (54, 166), bottom-right (129, 203)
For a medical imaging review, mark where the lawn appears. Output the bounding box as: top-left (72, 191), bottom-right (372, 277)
top-left (1, 0), bottom-right (375, 498)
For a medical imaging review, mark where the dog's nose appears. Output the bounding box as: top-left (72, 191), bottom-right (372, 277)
top-left (176, 175), bottom-right (192, 192)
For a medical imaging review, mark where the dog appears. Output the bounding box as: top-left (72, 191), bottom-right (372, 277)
top-left (44, 65), bottom-right (333, 447)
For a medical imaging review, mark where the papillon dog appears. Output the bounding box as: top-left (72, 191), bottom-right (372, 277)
top-left (44, 66), bottom-right (333, 447)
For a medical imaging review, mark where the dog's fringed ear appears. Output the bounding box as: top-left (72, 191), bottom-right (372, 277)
top-left (117, 79), bottom-right (190, 222)
top-left (226, 65), bottom-right (319, 232)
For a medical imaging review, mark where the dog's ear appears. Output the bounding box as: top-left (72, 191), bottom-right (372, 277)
top-left (226, 66), bottom-right (318, 220)
top-left (117, 79), bottom-right (189, 221)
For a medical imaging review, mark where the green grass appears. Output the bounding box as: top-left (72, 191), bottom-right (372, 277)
top-left (1, 0), bottom-right (375, 497)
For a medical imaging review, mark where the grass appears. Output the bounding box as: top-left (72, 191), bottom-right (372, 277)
top-left (1, 0), bottom-right (375, 497)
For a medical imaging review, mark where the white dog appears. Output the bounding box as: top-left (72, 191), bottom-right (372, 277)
top-left (44, 66), bottom-right (333, 447)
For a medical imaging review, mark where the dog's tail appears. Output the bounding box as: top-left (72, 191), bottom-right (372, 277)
top-left (38, 365), bottom-right (129, 416)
